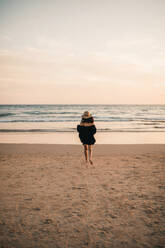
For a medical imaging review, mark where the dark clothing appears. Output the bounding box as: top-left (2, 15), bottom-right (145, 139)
top-left (81, 117), bottom-right (94, 123)
top-left (77, 124), bottom-right (97, 145)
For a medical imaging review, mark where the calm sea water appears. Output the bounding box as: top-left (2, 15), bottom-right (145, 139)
top-left (0, 104), bottom-right (165, 133)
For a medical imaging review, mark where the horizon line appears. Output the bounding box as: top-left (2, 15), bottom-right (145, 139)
top-left (0, 103), bottom-right (165, 106)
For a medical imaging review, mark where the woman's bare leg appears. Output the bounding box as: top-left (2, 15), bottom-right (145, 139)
top-left (84, 144), bottom-right (88, 162)
top-left (88, 145), bottom-right (93, 164)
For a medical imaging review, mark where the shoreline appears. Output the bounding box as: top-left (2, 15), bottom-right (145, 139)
top-left (0, 131), bottom-right (165, 144)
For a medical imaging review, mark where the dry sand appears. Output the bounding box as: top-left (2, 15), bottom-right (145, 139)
top-left (0, 144), bottom-right (165, 248)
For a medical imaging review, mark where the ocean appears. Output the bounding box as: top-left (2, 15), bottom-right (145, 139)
top-left (0, 104), bottom-right (165, 132)
top-left (0, 104), bottom-right (165, 144)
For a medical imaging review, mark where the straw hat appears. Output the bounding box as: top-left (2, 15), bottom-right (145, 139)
top-left (82, 111), bottom-right (92, 119)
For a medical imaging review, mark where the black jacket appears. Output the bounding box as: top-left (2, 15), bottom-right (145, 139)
top-left (77, 124), bottom-right (97, 145)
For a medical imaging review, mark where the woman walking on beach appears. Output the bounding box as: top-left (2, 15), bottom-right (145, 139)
top-left (77, 111), bottom-right (97, 165)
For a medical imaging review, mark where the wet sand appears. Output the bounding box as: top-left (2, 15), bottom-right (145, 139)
top-left (0, 144), bottom-right (165, 248)
top-left (1, 131), bottom-right (165, 144)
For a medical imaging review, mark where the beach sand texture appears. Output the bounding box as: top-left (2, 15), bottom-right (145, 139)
top-left (0, 144), bottom-right (165, 248)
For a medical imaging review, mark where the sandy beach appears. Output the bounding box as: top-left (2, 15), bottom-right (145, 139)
top-left (0, 144), bottom-right (165, 248)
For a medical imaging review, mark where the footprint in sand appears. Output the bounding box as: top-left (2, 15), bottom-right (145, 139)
top-left (42, 218), bottom-right (53, 224)
top-left (32, 207), bottom-right (41, 211)
top-left (101, 184), bottom-right (109, 190)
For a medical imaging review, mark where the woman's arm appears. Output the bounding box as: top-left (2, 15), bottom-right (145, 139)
top-left (91, 125), bottom-right (96, 134)
top-left (77, 125), bottom-right (81, 132)
top-left (80, 123), bottom-right (94, 126)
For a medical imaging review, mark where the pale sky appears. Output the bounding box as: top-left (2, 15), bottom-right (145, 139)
top-left (0, 0), bottom-right (165, 104)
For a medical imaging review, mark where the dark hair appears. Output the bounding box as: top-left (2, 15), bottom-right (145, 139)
top-left (81, 117), bottom-right (94, 123)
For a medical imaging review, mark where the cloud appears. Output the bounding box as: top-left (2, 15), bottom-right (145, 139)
top-left (0, 47), bottom-right (165, 85)
top-left (0, 45), bottom-right (165, 104)
top-left (0, 34), bottom-right (11, 41)
top-left (105, 37), bottom-right (165, 68)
